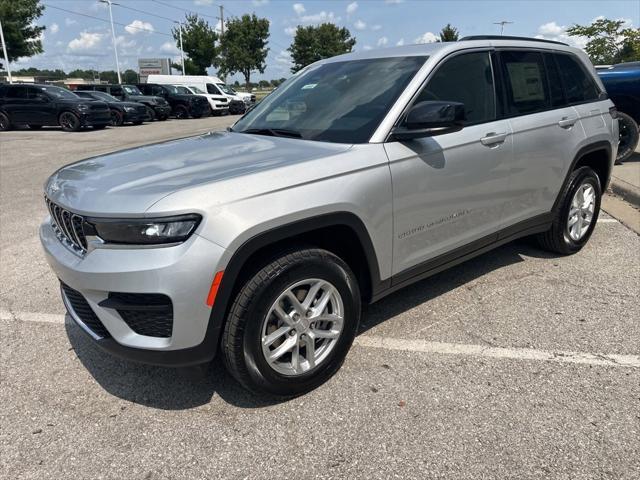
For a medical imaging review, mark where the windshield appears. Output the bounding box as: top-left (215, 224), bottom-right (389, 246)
top-left (123, 85), bottom-right (142, 95)
top-left (188, 85), bottom-right (205, 94)
top-left (39, 86), bottom-right (78, 100)
top-left (89, 91), bottom-right (119, 102)
top-left (232, 56), bottom-right (427, 143)
top-left (175, 86), bottom-right (191, 94)
top-left (216, 83), bottom-right (236, 95)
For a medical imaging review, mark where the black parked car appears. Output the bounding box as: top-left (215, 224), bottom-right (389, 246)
top-left (0, 84), bottom-right (110, 132)
top-left (74, 90), bottom-right (147, 126)
top-left (135, 83), bottom-right (209, 119)
top-left (228, 99), bottom-right (246, 115)
top-left (74, 84), bottom-right (171, 121)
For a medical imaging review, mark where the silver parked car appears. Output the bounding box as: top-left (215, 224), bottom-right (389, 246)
top-left (41, 37), bottom-right (618, 397)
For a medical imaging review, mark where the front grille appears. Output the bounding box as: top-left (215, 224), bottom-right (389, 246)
top-left (136, 106), bottom-right (146, 114)
top-left (61, 282), bottom-right (111, 339)
top-left (45, 197), bottom-right (87, 254)
top-left (101, 292), bottom-right (173, 338)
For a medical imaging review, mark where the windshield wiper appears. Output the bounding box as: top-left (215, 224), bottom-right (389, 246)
top-left (240, 128), bottom-right (303, 139)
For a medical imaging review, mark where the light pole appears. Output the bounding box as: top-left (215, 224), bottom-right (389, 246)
top-left (0, 18), bottom-right (12, 84)
top-left (99, 0), bottom-right (122, 84)
top-left (493, 20), bottom-right (513, 36)
top-left (176, 22), bottom-right (185, 75)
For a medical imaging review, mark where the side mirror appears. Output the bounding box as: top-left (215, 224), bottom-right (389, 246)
top-left (391, 100), bottom-right (466, 140)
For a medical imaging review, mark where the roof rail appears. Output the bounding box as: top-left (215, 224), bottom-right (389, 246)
top-left (460, 35), bottom-right (568, 46)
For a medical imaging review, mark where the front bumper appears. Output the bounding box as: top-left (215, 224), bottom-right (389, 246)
top-left (123, 109), bottom-right (146, 123)
top-left (152, 105), bottom-right (172, 117)
top-left (40, 219), bottom-right (227, 366)
top-left (80, 111), bottom-right (111, 126)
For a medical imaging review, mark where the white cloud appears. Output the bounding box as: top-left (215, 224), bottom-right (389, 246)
top-left (285, 26), bottom-right (297, 36)
top-left (363, 45), bottom-right (373, 51)
top-left (396, 38), bottom-right (405, 46)
top-left (125, 20), bottom-right (154, 35)
top-left (65, 18), bottom-right (77, 26)
top-left (194, 0), bottom-right (214, 5)
top-left (370, 24), bottom-right (382, 31)
top-left (354, 19), bottom-right (366, 30)
top-left (346, 2), bottom-right (358, 15)
top-left (385, 0), bottom-right (404, 3)
top-left (68, 31), bottom-right (105, 52)
top-left (50, 23), bottom-right (59, 34)
top-left (253, 0), bottom-right (269, 5)
top-left (293, 3), bottom-right (306, 15)
top-left (300, 11), bottom-right (339, 23)
top-left (115, 35), bottom-right (137, 51)
top-left (160, 41), bottom-right (180, 55)
top-left (534, 21), bottom-right (588, 49)
top-left (377, 36), bottom-right (388, 47)
top-left (275, 49), bottom-right (293, 66)
top-left (414, 32), bottom-right (438, 44)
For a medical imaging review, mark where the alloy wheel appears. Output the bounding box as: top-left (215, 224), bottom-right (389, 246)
top-left (261, 278), bottom-right (344, 376)
top-left (567, 182), bottom-right (596, 241)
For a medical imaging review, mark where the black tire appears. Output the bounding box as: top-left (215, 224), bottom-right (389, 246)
top-left (158, 114), bottom-right (169, 121)
top-left (93, 124), bottom-right (107, 130)
top-left (59, 112), bottom-right (80, 132)
top-left (174, 105), bottom-right (189, 119)
top-left (0, 112), bottom-right (12, 131)
top-left (536, 166), bottom-right (601, 255)
top-left (144, 106), bottom-right (156, 122)
top-left (110, 110), bottom-right (124, 126)
top-left (616, 111), bottom-right (639, 164)
top-left (28, 125), bottom-right (43, 130)
top-left (132, 120), bottom-right (143, 125)
top-left (222, 248), bottom-right (361, 397)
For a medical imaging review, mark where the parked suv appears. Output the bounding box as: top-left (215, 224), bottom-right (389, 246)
top-left (74, 84), bottom-right (171, 121)
top-left (135, 83), bottom-right (209, 119)
top-left (0, 84), bottom-right (110, 131)
top-left (41, 37), bottom-right (617, 397)
top-left (74, 90), bottom-right (147, 126)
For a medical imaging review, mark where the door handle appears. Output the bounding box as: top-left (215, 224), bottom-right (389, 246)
top-left (558, 117), bottom-right (577, 128)
top-left (480, 132), bottom-right (508, 146)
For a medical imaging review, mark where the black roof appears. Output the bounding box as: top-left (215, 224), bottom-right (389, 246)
top-left (460, 35), bottom-right (568, 46)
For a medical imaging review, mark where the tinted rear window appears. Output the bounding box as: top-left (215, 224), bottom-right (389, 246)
top-left (500, 50), bottom-right (550, 115)
top-left (554, 53), bottom-right (600, 104)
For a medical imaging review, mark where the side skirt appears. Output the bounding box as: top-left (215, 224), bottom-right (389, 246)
top-left (370, 213), bottom-right (552, 303)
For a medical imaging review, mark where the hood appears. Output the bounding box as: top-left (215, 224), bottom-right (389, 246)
top-left (45, 131), bottom-right (352, 216)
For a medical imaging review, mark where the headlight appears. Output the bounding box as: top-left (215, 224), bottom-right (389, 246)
top-left (85, 214), bottom-right (201, 245)
top-left (124, 106), bottom-right (136, 112)
top-left (77, 104), bottom-right (90, 111)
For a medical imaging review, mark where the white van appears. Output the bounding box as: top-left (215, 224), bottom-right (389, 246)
top-left (172, 84), bottom-right (229, 115)
top-left (148, 75), bottom-right (254, 105)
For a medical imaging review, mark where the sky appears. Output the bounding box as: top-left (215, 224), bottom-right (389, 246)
top-left (14, 0), bottom-right (640, 83)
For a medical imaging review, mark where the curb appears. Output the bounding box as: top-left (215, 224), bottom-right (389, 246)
top-left (609, 175), bottom-right (640, 208)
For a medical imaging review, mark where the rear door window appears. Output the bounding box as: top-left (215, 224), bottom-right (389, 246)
top-left (554, 53), bottom-right (600, 104)
top-left (5, 86), bottom-right (28, 99)
top-left (499, 50), bottom-right (550, 115)
top-left (415, 51), bottom-right (496, 125)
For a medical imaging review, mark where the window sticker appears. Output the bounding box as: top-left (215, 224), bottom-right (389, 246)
top-left (301, 83), bottom-right (317, 90)
top-left (506, 62), bottom-right (545, 102)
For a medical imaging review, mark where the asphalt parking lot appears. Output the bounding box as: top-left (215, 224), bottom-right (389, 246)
top-left (1, 119), bottom-right (639, 479)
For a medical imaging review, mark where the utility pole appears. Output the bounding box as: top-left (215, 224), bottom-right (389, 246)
top-left (100, 0), bottom-right (122, 84)
top-left (0, 18), bottom-right (12, 84)
top-left (176, 22), bottom-right (185, 75)
top-left (493, 20), bottom-right (513, 36)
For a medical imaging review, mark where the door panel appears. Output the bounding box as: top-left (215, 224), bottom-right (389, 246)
top-left (386, 121), bottom-right (512, 275)
top-left (25, 87), bottom-right (57, 125)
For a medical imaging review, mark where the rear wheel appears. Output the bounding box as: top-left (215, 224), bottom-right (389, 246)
top-left (174, 105), bottom-right (189, 119)
top-left (222, 248), bottom-right (361, 397)
top-left (0, 112), bottom-right (11, 131)
top-left (110, 110), bottom-right (124, 126)
top-left (59, 112), bottom-right (80, 132)
top-left (537, 166), bottom-right (601, 255)
top-left (616, 111), bottom-right (639, 164)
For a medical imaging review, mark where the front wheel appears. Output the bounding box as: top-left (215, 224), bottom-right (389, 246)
top-left (144, 106), bottom-right (156, 122)
top-left (59, 112), bottom-right (80, 132)
top-left (537, 166), bottom-right (601, 255)
top-left (222, 248), bottom-right (361, 397)
top-left (174, 105), bottom-right (189, 119)
top-left (110, 110), bottom-right (124, 126)
top-left (0, 112), bottom-right (10, 131)
top-left (616, 111), bottom-right (639, 164)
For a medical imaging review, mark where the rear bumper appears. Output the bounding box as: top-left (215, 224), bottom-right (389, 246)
top-left (40, 218), bottom-right (228, 366)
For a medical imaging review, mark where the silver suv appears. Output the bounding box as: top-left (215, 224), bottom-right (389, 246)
top-left (41, 37), bottom-right (618, 396)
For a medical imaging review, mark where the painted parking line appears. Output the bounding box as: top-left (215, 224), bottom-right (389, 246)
top-left (354, 335), bottom-right (640, 368)
top-left (598, 218), bottom-right (619, 223)
top-left (3, 309), bottom-right (638, 369)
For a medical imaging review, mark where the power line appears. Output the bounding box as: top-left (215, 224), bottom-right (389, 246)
top-left (116, 4), bottom-right (178, 24)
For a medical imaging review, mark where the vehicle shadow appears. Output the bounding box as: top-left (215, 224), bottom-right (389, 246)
top-left (67, 238), bottom-right (559, 410)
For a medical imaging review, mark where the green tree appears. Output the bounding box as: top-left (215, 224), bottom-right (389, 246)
top-left (0, 0), bottom-right (45, 63)
top-left (288, 23), bottom-right (355, 73)
top-left (217, 14), bottom-right (270, 90)
top-left (172, 14), bottom-right (218, 75)
top-left (122, 69), bottom-right (139, 83)
top-left (439, 24), bottom-right (459, 42)
top-left (567, 18), bottom-right (640, 64)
